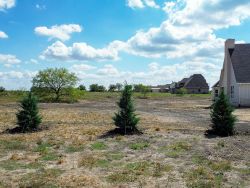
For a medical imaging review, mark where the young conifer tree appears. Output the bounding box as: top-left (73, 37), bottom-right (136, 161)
top-left (113, 84), bottom-right (139, 134)
top-left (16, 92), bottom-right (42, 132)
top-left (210, 91), bottom-right (236, 136)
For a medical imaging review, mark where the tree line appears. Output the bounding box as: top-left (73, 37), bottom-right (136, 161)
top-left (1, 68), bottom-right (152, 102)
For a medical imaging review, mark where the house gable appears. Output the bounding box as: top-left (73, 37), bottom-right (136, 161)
top-left (230, 44), bottom-right (250, 83)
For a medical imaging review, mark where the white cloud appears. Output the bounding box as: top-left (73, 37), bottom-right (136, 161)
top-left (127, 0), bottom-right (144, 9)
top-left (127, 0), bottom-right (159, 9)
top-left (70, 64), bottom-right (96, 72)
top-left (36, 4), bottom-right (46, 10)
top-left (119, 0), bottom-right (250, 66)
top-left (162, 1), bottom-right (176, 14)
top-left (0, 0), bottom-right (15, 11)
top-left (144, 0), bottom-right (160, 8)
top-left (0, 31), bottom-right (8, 39)
top-left (0, 70), bottom-right (37, 90)
top-left (30, 59), bottom-right (38, 64)
top-left (148, 62), bottom-right (159, 71)
top-left (0, 54), bottom-right (21, 67)
top-left (40, 41), bottom-right (119, 62)
top-left (34, 24), bottom-right (82, 41)
top-left (97, 64), bottom-right (119, 76)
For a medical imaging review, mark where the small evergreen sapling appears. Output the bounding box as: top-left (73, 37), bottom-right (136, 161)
top-left (210, 91), bottom-right (236, 136)
top-left (16, 92), bottom-right (42, 132)
top-left (113, 84), bottom-right (140, 134)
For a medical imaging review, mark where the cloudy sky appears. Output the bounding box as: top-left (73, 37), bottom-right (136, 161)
top-left (1, 0), bottom-right (250, 89)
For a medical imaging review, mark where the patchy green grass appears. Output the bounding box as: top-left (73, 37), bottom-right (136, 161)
top-left (129, 142), bottom-right (150, 150)
top-left (185, 166), bottom-right (217, 188)
top-left (169, 141), bottom-right (192, 151)
top-left (33, 142), bottom-right (53, 154)
top-left (152, 162), bottom-right (173, 177)
top-left (0, 140), bottom-right (27, 151)
top-left (78, 154), bottom-right (112, 169)
top-left (107, 161), bottom-right (173, 184)
top-left (91, 142), bottom-right (107, 150)
top-left (106, 152), bottom-right (124, 161)
top-left (192, 154), bottom-right (209, 165)
top-left (208, 160), bottom-right (231, 172)
top-left (0, 160), bottom-right (43, 171)
top-left (186, 158), bottom-right (232, 188)
top-left (96, 159), bottom-right (110, 168)
top-left (107, 170), bottom-right (138, 183)
top-left (125, 161), bottom-right (151, 175)
top-left (159, 141), bottom-right (191, 158)
top-left (19, 168), bottom-right (63, 188)
top-left (34, 141), bottom-right (61, 161)
top-left (40, 152), bottom-right (61, 161)
top-left (65, 145), bottom-right (84, 153)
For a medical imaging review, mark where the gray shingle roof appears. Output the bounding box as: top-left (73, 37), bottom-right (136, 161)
top-left (231, 44), bottom-right (250, 83)
top-left (212, 81), bottom-right (220, 88)
top-left (184, 74), bottom-right (209, 89)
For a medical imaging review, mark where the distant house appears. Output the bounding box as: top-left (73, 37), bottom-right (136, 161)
top-left (150, 84), bottom-right (170, 93)
top-left (171, 74), bottom-right (209, 94)
top-left (212, 39), bottom-right (250, 106)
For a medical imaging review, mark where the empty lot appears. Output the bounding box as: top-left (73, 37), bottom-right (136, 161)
top-left (0, 95), bottom-right (249, 187)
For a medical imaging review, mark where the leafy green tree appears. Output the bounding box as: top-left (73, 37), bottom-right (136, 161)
top-left (78, 84), bottom-right (86, 91)
top-left (0, 86), bottom-right (5, 92)
top-left (140, 85), bottom-right (150, 98)
top-left (89, 84), bottom-right (99, 92)
top-left (113, 84), bottom-right (140, 134)
top-left (109, 84), bottom-right (117, 92)
top-left (97, 85), bottom-right (106, 92)
top-left (210, 91), bottom-right (236, 136)
top-left (32, 68), bottom-right (78, 101)
top-left (133, 84), bottom-right (145, 92)
top-left (116, 83), bottom-right (123, 91)
top-left (16, 92), bottom-right (42, 132)
top-left (89, 84), bottom-right (106, 92)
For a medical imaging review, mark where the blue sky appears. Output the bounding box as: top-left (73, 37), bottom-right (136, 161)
top-left (1, 0), bottom-right (250, 89)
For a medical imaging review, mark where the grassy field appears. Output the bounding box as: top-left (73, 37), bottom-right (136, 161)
top-left (0, 90), bottom-right (212, 103)
top-left (0, 92), bottom-right (249, 187)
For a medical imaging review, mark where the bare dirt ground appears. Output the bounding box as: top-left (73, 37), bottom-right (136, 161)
top-left (0, 97), bottom-right (249, 187)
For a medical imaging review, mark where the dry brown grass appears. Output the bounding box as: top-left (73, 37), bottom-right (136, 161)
top-left (0, 97), bottom-right (249, 187)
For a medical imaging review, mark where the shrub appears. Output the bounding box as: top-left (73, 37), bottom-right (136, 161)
top-left (210, 91), bottom-right (236, 136)
top-left (68, 88), bottom-right (84, 102)
top-left (16, 92), bottom-right (42, 132)
top-left (0, 86), bottom-right (5, 92)
top-left (113, 84), bottom-right (140, 134)
top-left (176, 88), bottom-right (188, 95)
